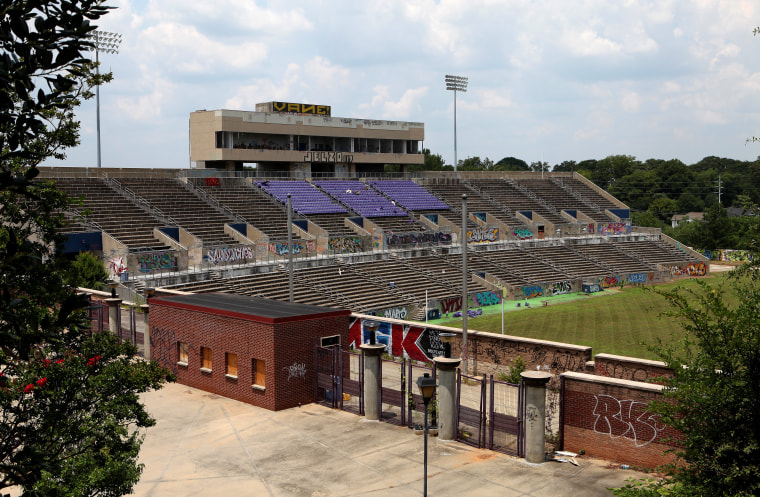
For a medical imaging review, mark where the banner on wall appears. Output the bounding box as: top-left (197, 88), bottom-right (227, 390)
top-left (349, 318), bottom-right (447, 362)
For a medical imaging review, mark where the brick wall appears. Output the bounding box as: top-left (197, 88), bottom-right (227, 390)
top-left (149, 302), bottom-right (349, 411)
top-left (560, 372), bottom-right (682, 469)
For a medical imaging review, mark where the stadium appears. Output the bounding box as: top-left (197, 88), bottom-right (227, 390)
top-left (44, 100), bottom-right (709, 321)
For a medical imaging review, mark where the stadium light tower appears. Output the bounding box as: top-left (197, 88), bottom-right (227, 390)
top-left (89, 30), bottom-right (122, 168)
top-left (445, 75), bottom-right (468, 172)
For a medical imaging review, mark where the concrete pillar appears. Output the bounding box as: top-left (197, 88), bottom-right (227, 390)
top-left (433, 357), bottom-right (461, 442)
top-left (141, 304), bottom-right (150, 360)
top-left (360, 344), bottom-right (386, 421)
top-left (521, 371), bottom-right (552, 464)
top-left (106, 298), bottom-right (122, 336)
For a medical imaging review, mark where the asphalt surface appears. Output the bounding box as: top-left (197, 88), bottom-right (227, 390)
top-left (132, 382), bottom-right (643, 497)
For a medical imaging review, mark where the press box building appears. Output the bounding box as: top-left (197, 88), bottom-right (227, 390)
top-left (189, 101), bottom-right (425, 176)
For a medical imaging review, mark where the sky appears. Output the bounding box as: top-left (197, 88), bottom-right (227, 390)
top-left (43, 0), bottom-right (760, 170)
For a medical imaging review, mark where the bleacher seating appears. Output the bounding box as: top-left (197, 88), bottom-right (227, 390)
top-left (257, 180), bottom-right (348, 215)
top-left (369, 180), bottom-right (450, 211)
top-left (612, 240), bottom-right (697, 266)
top-left (515, 178), bottom-right (612, 223)
top-left (315, 180), bottom-right (407, 217)
top-left (570, 242), bottom-right (656, 274)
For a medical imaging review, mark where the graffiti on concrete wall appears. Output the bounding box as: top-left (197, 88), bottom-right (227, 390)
top-left (137, 252), bottom-right (178, 273)
top-left (512, 227), bottom-right (533, 240)
top-left (108, 256), bottom-right (127, 276)
top-left (270, 241), bottom-right (304, 256)
top-left (719, 249), bottom-right (753, 262)
top-left (440, 296), bottom-right (462, 315)
top-left (668, 261), bottom-right (707, 277)
top-left (522, 285), bottom-right (544, 299)
top-left (376, 306), bottom-right (408, 320)
top-left (627, 273), bottom-right (647, 284)
top-left (597, 362), bottom-right (654, 382)
top-left (549, 280), bottom-right (572, 296)
top-left (598, 275), bottom-right (620, 288)
top-left (598, 222), bottom-right (630, 235)
top-left (466, 227), bottom-right (499, 243)
top-left (385, 231), bottom-right (452, 247)
top-left (206, 246), bottom-right (254, 265)
top-left (328, 236), bottom-right (362, 253)
top-left (593, 394), bottom-right (665, 447)
top-left (475, 291), bottom-right (501, 306)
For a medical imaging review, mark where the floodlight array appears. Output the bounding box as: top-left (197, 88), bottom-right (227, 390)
top-left (89, 30), bottom-right (122, 54)
top-left (445, 75), bottom-right (468, 92)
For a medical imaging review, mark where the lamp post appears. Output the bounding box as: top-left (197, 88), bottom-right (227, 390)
top-left (142, 287), bottom-right (155, 360)
top-left (445, 75), bottom-right (468, 171)
top-left (287, 193), bottom-right (294, 302)
top-left (89, 30), bottom-right (122, 168)
top-left (107, 280), bottom-right (119, 298)
top-left (363, 320), bottom-right (381, 345)
top-left (416, 373), bottom-right (437, 497)
top-left (439, 333), bottom-right (455, 359)
top-left (461, 194), bottom-right (468, 374)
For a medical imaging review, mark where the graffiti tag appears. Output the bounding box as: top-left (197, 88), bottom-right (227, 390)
top-left (593, 394), bottom-right (665, 447)
top-left (206, 246), bottom-right (254, 265)
top-left (284, 362), bottom-right (307, 381)
top-left (466, 227), bottom-right (499, 243)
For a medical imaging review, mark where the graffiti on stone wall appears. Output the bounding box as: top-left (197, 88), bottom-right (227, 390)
top-left (475, 291), bottom-right (501, 306)
top-left (593, 394), bottom-right (665, 447)
top-left (598, 222), bottom-right (630, 235)
top-left (720, 249), bottom-right (753, 262)
top-left (385, 231), bottom-right (451, 247)
top-left (472, 339), bottom-right (586, 373)
top-left (270, 241), bottom-right (304, 256)
top-left (284, 362), bottom-right (307, 381)
top-left (627, 273), bottom-right (647, 284)
top-left (597, 362), bottom-right (654, 382)
top-left (466, 227), bottom-right (499, 243)
top-left (328, 236), bottom-right (362, 253)
top-left (523, 285), bottom-right (544, 299)
top-left (206, 246), bottom-right (254, 265)
top-left (440, 296), bottom-right (462, 315)
top-left (108, 256), bottom-right (127, 276)
top-left (137, 252), bottom-right (178, 273)
top-left (669, 261), bottom-right (707, 277)
top-left (512, 227), bottom-right (533, 240)
top-left (549, 280), bottom-right (572, 296)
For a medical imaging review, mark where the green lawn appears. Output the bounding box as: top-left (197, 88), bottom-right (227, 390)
top-left (432, 272), bottom-right (735, 361)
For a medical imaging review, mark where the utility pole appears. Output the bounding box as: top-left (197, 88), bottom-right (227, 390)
top-left (715, 173), bottom-right (722, 205)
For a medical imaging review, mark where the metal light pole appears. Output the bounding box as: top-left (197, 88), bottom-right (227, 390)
top-left (89, 30), bottom-right (122, 168)
top-left (445, 75), bottom-right (468, 171)
top-left (461, 194), bottom-right (468, 374)
top-left (287, 193), bottom-right (294, 302)
top-left (416, 373), bottom-right (437, 497)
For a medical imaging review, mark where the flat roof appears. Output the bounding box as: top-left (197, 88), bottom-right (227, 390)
top-left (150, 293), bottom-right (350, 324)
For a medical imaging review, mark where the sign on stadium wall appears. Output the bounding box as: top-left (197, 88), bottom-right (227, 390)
top-left (304, 151), bottom-right (353, 163)
top-left (272, 101), bottom-right (331, 116)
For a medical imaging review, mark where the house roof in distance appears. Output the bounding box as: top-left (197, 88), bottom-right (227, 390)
top-left (150, 292), bottom-right (350, 324)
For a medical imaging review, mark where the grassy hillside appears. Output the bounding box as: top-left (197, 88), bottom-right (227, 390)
top-left (435, 272), bottom-right (735, 361)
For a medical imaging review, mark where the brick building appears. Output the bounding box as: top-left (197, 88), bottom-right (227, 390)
top-left (149, 293), bottom-right (350, 411)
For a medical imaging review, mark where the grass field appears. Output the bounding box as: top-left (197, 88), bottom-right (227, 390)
top-left (432, 271), bottom-right (735, 361)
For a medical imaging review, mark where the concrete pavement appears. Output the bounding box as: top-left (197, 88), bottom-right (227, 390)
top-left (133, 382), bottom-right (643, 497)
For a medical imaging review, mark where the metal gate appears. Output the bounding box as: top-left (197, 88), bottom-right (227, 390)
top-left (379, 357), bottom-right (406, 426)
top-left (406, 362), bottom-right (436, 429)
top-left (456, 371), bottom-right (487, 447)
top-left (488, 376), bottom-right (524, 457)
top-left (314, 346), bottom-right (364, 414)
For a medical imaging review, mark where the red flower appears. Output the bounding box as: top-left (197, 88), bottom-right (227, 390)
top-left (42, 359), bottom-right (51, 368)
top-left (87, 355), bottom-right (102, 367)
top-left (23, 384), bottom-right (34, 394)
top-left (36, 378), bottom-right (47, 388)
top-left (55, 359), bottom-right (64, 365)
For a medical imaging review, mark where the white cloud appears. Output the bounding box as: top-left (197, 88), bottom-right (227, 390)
top-left (621, 91), bottom-right (642, 112)
top-left (359, 86), bottom-right (429, 119)
top-left (114, 74), bottom-right (175, 121)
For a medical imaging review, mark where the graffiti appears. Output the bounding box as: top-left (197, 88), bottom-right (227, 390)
top-left (550, 280), bottom-right (572, 296)
top-left (329, 237), bottom-right (362, 253)
top-left (597, 362), bottom-right (653, 382)
top-left (522, 285), bottom-right (543, 299)
top-left (526, 405), bottom-right (540, 424)
top-left (377, 306), bottom-right (408, 320)
top-left (598, 275), bottom-right (620, 288)
top-left (720, 249), bottom-right (753, 262)
top-left (593, 394), bottom-right (665, 447)
top-left (206, 246), bottom-right (254, 265)
top-left (385, 231), bottom-right (451, 247)
top-left (472, 339), bottom-right (585, 373)
top-left (466, 227), bottom-right (499, 243)
top-left (476, 291), bottom-right (501, 307)
top-left (440, 296), bottom-right (462, 315)
top-left (598, 222), bottom-right (630, 235)
top-left (512, 227), bottom-right (533, 240)
top-left (137, 252), bottom-right (177, 273)
top-left (107, 256), bottom-right (127, 276)
top-left (283, 362), bottom-right (307, 381)
top-left (582, 283), bottom-right (601, 293)
top-left (627, 273), bottom-right (647, 284)
top-left (669, 261), bottom-right (707, 277)
top-left (270, 242), bottom-right (304, 256)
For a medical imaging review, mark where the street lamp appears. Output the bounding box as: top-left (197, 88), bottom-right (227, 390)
top-left (445, 74), bottom-right (468, 171)
top-left (88, 30), bottom-right (122, 168)
top-left (416, 373), bottom-right (437, 497)
top-left (363, 320), bottom-right (381, 345)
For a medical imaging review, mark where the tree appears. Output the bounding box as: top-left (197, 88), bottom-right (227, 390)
top-left (495, 156), bottom-right (530, 171)
top-left (65, 251), bottom-right (110, 291)
top-left (0, 2), bottom-right (173, 495)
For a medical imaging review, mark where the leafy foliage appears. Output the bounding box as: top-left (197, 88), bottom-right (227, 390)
top-left (0, 2), bottom-right (174, 495)
top-left (65, 251), bottom-right (110, 291)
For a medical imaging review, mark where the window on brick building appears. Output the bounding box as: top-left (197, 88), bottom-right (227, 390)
top-left (252, 358), bottom-right (265, 389)
top-left (201, 347), bottom-right (212, 371)
top-left (178, 342), bottom-right (189, 365)
top-left (226, 352), bottom-right (238, 378)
